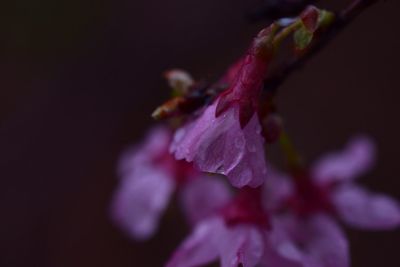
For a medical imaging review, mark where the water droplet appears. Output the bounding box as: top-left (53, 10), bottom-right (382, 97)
top-left (234, 136), bottom-right (245, 149)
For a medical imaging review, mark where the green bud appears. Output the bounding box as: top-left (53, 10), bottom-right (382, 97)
top-left (293, 24), bottom-right (313, 50)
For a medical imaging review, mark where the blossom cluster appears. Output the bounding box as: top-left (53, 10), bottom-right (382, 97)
top-left (110, 5), bottom-right (400, 267)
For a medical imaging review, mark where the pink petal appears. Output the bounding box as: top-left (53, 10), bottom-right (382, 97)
top-left (305, 215), bottom-right (349, 267)
top-left (261, 242), bottom-right (304, 267)
top-left (269, 214), bottom-right (349, 267)
top-left (226, 112), bottom-right (268, 188)
top-left (166, 217), bottom-right (224, 267)
top-left (170, 100), bottom-right (267, 188)
top-left (118, 126), bottom-right (171, 177)
top-left (180, 175), bottom-right (232, 225)
top-left (312, 136), bottom-right (375, 184)
top-left (218, 225), bottom-right (264, 267)
top-left (332, 184), bottom-right (400, 229)
top-left (267, 216), bottom-right (308, 265)
top-left (110, 168), bottom-right (175, 240)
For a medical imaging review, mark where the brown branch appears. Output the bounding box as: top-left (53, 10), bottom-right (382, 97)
top-left (248, 0), bottom-right (320, 22)
top-left (263, 0), bottom-right (380, 94)
top-left (153, 0), bottom-right (380, 120)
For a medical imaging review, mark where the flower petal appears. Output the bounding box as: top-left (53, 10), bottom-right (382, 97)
top-left (118, 126), bottom-right (171, 177)
top-left (170, 100), bottom-right (267, 188)
top-left (225, 112), bottom-right (268, 188)
top-left (166, 217), bottom-right (224, 267)
top-left (269, 214), bottom-right (349, 267)
top-left (219, 225), bottom-right (264, 267)
top-left (110, 168), bottom-right (174, 240)
top-left (332, 184), bottom-right (400, 229)
top-left (312, 136), bottom-right (375, 184)
top-left (261, 246), bottom-right (304, 267)
top-left (305, 215), bottom-right (349, 267)
top-left (180, 175), bottom-right (232, 225)
top-left (267, 216), bottom-right (304, 265)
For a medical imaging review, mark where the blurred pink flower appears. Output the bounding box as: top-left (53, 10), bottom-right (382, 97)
top-left (166, 216), bottom-right (267, 267)
top-left (111, 126), bottom-right (230, 240)
top-left (258, 136), bottom-right (400, 267)
top-left (167, 177), bottom-right (350, 267)
top-left (167, 187), bottom-right (300, 267)
top-left (265, 136), bottom-right (400, 230)
top-left (180, 174), bottom-right (232, 226)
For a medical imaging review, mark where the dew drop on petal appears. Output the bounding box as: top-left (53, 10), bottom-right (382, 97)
top-left (235, 136), bottom-right (245, 149)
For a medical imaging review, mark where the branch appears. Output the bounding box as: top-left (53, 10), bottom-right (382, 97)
top-left (263, 0), bottom-right (379, 94)
top-left (248, 0), bottom-right (319, 22)
top-left (152, 0), bottom-right (380, 120)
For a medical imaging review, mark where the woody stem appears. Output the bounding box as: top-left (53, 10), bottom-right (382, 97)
top-left (263, 0), bottom-right (379, 93)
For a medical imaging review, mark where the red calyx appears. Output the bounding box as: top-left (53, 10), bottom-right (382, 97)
top-left (222, 187), bottom-right (270, 229)
top-left (215, 25), bottom-right (276, 128)
top-left (152, 146), bottom-right (196, 186)
top-left (300, 6), bottom-right (320, 33)
top-left (219, 57), bottom-right (246, 86)
top-left (287, 169), bottom-right (335, 217)
top-left (215, 52), bottom-right (269, 128)
top-left (262, 114), bottom-right (282, 143)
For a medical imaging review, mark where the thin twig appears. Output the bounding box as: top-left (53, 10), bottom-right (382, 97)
top-left (248, 0), bottom-right (319, 22)
top-left (153, 0), bottom-right (380, 120)
top-left (263, 0), bottom-right (379, 94)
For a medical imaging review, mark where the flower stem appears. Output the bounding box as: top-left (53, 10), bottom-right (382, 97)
top-left (278, 130), bottom-right (303, 171)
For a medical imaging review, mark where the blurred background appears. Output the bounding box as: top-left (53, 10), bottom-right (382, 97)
top-left (0, 0), bottom-right (399, 266)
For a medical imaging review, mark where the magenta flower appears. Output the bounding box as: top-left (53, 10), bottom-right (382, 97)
top-left (167, 188), bottom-right (265, 267)
top-left (310, 136), bottom-right (400, 229)
top-left (166, 173), bottom-right (351, 267)
top-left (266, 136), bottom-right (400, 229)
top-left (166, 216), bottom-right (265, 267)
top-left (170, 28), bottom-right (276, 188)
top-left (180, 174), bottom-right (232, 226)
top-left (259, 136), bottom-right (400, 267)
top-left (111, 126), bottom-right (230, 240)
top-left (167, 187), bottom-right (301, 267)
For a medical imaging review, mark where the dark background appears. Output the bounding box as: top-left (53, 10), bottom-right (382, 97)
top-left (0, 0), bottom-right (399, 266)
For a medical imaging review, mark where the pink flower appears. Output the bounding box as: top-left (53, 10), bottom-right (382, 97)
top-left (166, 174), bottom-right (351, 267)
top-left (111, 166), bottom-right (174, 240)
top-left (314, 136), bottom-right (400, 229)
top-left (170, 28), bottom-right (276, 188)
top-left (167, 187), bottom-right (299, 267)
top-left (266, 136), bottom-right (400, 230)
top-left (166, 217), bottom-right (266, 267)
top-left (180, 174), bottom-right (232, 226)
top-left (258, 136), bottom-right (400, 267)
top-left (111, 126), bottom-right (230, 240)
